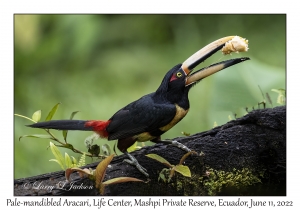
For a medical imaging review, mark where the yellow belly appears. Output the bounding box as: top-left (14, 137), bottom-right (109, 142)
top-left (133, 104), bottom-right (189, 142)
top-left (160, 104), bottom-right (189, 132)
top-left (134, 132), bottom-right (156, 142)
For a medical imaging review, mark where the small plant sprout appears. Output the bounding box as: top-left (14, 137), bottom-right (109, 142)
top-left (146, 151), bottom-right (197, 182)
top-left (265, 92), bottom-right (273, 107)
top-left (31, 110), bottom-right (41, 122)
top-left (271, 89), bottom-right (286, 105)
top-left (213, 121), bottom-right (218, 128)
top-left (49, 142), bottom-right (80, 170)
top-left (181, 131), bottom-right (190, 136)
top-left (127, 141), bottom-right (142, 153)
top-left (77, 152), bottom-right (86, 167)
top-left (65, 154), bottom-right (144, 195)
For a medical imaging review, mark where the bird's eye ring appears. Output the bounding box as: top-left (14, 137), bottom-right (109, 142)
top-left (176, 72), bottom-right (182, 77)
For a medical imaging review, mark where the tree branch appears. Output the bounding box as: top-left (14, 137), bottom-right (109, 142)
top-left (14, 106), bottom-right (286, 196)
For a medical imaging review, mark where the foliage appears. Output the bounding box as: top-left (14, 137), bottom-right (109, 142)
top-left (65, 154), bottom-right (144, 195)
top-left (181, 131), bottom-right (190, 136)
top-left (127, 142), bottom-right (143, 152)
top-left (49, 142), bottom-right (85, 170)
top-left (146, 151), bottom-right (197, 182)
top-left (271, 89), bottom-right (286, 105)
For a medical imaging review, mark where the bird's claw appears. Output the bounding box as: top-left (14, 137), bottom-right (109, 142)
top-left (124, 153), bottom-right (149, 177)
top-left (172, 140), bottom-right (191, 153)
top-left (123, 158), bottom-right (147, 172)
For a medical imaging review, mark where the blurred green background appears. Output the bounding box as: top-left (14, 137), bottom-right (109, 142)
top-left (14, 14), bottom-right (286, 179)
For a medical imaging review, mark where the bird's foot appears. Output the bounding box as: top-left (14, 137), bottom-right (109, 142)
top-left (123, 152), bottom-right (149, 177)
top-left (154, 139), bottom-right (195, 154)
top-left (171, 140), bottom-right (191, 153)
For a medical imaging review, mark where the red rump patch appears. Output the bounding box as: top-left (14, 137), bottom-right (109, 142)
top-left (84, 120), bottom-right (111, 138)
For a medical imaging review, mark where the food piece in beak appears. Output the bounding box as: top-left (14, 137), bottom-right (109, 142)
top-left (181, 36), bottom-right (236, 76)
top-left (221, 36), bottom-right (249, 55)
top-left (181, 35), bottom-right (250, 87)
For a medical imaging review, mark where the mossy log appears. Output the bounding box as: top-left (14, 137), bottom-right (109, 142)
top-left (14, 106), bottom-right (286, 196)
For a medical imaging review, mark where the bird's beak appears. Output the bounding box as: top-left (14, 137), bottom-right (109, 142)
top-left (182, 36), bottom-right (250, 86)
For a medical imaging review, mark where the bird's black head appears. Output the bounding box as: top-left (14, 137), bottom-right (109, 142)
top-left (154, 64), bottom-right (189, 107)
top-left (154, 36), bottom-right (250, 108)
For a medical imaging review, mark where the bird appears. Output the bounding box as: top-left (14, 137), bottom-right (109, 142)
top-left (28, 36), bottom-right (250, 177)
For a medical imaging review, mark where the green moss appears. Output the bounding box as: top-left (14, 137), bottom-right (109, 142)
top-left (173, 167), bottom-right (262, 196)
top-left (203, 168), bottom-right (262, 196)
top-left (176, 181), bottom-right (183, 192)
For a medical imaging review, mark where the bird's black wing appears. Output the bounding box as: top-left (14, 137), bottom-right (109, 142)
top-left (106, 93), bottom-right (176, 140)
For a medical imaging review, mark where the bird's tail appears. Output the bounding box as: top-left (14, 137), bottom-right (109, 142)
top-left (27, 120), bottom-right (110, 138)
top-left (27, 120), bottom-right (92, 131)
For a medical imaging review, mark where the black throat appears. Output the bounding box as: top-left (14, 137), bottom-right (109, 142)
top-left (153, 64), bottom-right (191, 110)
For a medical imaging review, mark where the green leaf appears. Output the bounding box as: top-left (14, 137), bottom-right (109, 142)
top-left (49, 159), bottom-right (65, 170)
top-left (145, 154), bottom-right (172, 168)
top-left (228, 115), bottom-right (232, 121)
top-left (102, 177), bottom-right (143, 185)
top-left (265, 92), bottom-right (273, 107)
top-left (271, 89), bottom-right (286, 105)
top-left (65, 153), bottom-right (72, 168)
top-left (158, 172), bottom-right (166, 182)
top-left (45, 103), bottom-right (61, 121)
top-left (181, 131), bottom-right (190, 136)
top-left (62, 130), bottom-right (68, 141)
top-left (78, 153), bottom-right (86, 167)
top-left (63, 111), bottom-right (80, 141)
top-left (71, 156), bottom-right (77, 165)
top-left (49, 142), bottom-right (65, 170)
top-left (19, 134), bottom-right (53, 141)
top-left (127, 141), bottom-right (142, 152)
top-left (69, 111), bottom-right (80, 120)
top-left (174, 165), bottom-right (191, 177)
top-left (213, 121), bottom-right (218, 128)
top-left (14, 114), bottom-right (37, 123)
top-left (32, 110), bottom-right (41, 122)
top-left (127, 142), bottom-right (137, 152)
